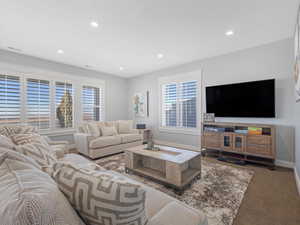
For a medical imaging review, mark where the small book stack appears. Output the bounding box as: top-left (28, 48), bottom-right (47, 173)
top-left (248, 127), bottom-right (262, 135)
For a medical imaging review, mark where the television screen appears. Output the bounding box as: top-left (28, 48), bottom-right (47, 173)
top-left (206, 79), bottom-right (275, 118)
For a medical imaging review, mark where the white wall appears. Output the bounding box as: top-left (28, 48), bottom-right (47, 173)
top-left (128, 38), bottom-right (295, 163)
top-left (0, 49), bottom-right (129, 142)
top-left (295, 95), bottom-right (300, 179)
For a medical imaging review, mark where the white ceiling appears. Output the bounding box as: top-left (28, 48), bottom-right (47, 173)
top-left (0, 0), bottom-right (299, 78)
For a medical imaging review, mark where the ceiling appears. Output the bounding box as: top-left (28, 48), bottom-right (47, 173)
top-left (0, 0), bottom-right (299, 78)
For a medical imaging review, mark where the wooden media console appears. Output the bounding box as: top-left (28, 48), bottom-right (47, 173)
top-left (201, 122), bottom-right (276, 168)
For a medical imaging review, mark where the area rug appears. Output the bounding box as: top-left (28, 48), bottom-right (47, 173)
top-left (95, 154), bottom-right (254, 225)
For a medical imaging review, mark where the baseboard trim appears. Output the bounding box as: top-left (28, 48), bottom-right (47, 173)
top-left (294, 167), bottom-right (300, 196)
top-left (275, 160), bottom-right (295, 169)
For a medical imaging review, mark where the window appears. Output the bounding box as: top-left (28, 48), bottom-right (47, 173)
top-left (161, 80), bottom-right (198, 130)
top-left (0, 73), bottom-right (105, 132)
top-left (82, 85), bottom-right (103, 121)
top-left (0, 75), bottom-right (21, 124)
top-left (55, 82), bottom-right (73, 128)
top-left (26, 78), bottom-right (50, 129)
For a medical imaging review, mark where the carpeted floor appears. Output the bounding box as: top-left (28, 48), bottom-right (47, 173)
top-left (75, 149), bottom-right (300, 225)
top-left (208, 157), bottom-right (300, 225)
top-left (95, 153), bottom-right (254, 225)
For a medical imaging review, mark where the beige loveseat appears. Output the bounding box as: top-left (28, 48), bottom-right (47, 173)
top-left (74, 120), bottom-right (143, 159)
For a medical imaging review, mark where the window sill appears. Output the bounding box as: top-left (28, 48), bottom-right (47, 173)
top-left (159, 127), bottom-right (200, 136)
top-left (39, 128), bottom-right (76, 136)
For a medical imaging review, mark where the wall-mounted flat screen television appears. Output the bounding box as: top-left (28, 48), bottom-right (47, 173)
top-left (206, 79), bottom-right (275, 118)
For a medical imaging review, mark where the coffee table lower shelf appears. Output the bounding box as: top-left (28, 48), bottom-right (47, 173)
top-left (125, 166), bottom-right (201, 195)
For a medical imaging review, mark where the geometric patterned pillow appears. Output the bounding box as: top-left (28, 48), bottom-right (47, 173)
top-left (15, 142), bottom-right (57, 170)
top-left (11, 133), bottom-right (48, 146)
top-left (52, 162), bottom-right (148, 225)
top-left (0, 125), bottom-right (37, 137)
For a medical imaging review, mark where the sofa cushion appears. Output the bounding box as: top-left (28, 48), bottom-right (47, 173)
top-left (11, 133), bottom-right (48, 145)
top-left (0, 135), bottom-right (15, 150)
top-left (101, 126), bottom-right (118, 136)
top-left (118, 120), bottom-right (133, 134)
top-left (89, 135), bottom-right (122, 148)
top-left (15, 141), bottom-right (57, 170)
top-left (87, 122), bottom-right (101, 137)
top-left (52, 162), bottom-right (148, 225)
top-left (0, 150), bottom-right (85, 225)
top-left (120, 133), bottom-right (142, 143)
top-left (148, 201), bottom-right (208, 225)
top-left (0, 125), bottom-right (37, 137)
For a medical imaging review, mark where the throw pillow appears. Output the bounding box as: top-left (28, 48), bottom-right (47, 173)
top-left (0, 135), bottom-right (15, 150)
top-left (101, 126), bottom-right (118, 136)
top-left (0, 125), bottom-right (37, 137)
top-left (14, 141), bottom-right (57, 170)
top-left (0, 151), bottom-right (85, 225)
top-left (87, 123), bottom-right (101, 137)
top-left (118, 120), bottom-right (133, 134)
top-left (11, 133), bottom-right (48, 145)
top-left (52, 162), bottom-right (148, 225)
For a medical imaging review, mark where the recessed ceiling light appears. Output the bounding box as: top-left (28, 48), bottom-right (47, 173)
top-left (119, 66), bottom-right (124, 71)
top-left (57, 49), bottom-right (64, 54)
top-left (157, 53), bottom-right (164, 59)
top-left (90, 21), bottom-right (99, 28)
top-left (225, 30), bottom-right (234, 36)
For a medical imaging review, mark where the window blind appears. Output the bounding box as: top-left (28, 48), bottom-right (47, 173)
top-left (55, 82), bottom-right (73, 128)
top-left (0, 75), bottom-right (21, 124)
top-left (82, 85), bottom-right (103, 121)
top-left (161, 81), bottom-right (197, 128)
top-left (26, 78), bottom-right (50, 129)
top-left (178, 81), bottom-right (197, 128)
top-left (162, 83), bottom-right (177, 127)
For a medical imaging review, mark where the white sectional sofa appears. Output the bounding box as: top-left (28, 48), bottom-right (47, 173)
top-left (0, 125), bottom-right (208, 225)
top-left (74, 120), bottom-right (143, 159)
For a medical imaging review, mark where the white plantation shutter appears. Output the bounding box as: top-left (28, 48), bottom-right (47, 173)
top-left (82, 86), bottom-right (103, 121)
top-left (26, 78), bottom-right (50, 129)
top-left (162, 83), bottom-right (177, 127)
top-left (161, 80), bottom-right (198, 128)
top-left (55, 82), bottom-right (73, 128)
top-left (178, 81), bottom-right (197, 128)
top-left (0, 75), bottom-right (21, 124)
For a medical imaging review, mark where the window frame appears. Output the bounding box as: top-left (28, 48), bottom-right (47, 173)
top-left (158, 72), bottom-right (201, 135)
top-left (26, 77), bottom-right (51, 130)
top-left (81, 85), bottom-right (104, 122)
top-left (0, 69), bottom-right (105, 135)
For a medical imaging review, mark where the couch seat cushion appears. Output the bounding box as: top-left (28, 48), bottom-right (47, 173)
top-left (148, 201), bottom-right (208, 225)
top-left (0, 150), bottom-right (85, 225)
top-left (89, 135), bottom-right (122, 148)
top-left (120, 133), bottom-right (142, 143)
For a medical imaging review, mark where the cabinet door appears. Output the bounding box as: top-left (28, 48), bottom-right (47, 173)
top-left (202, 132), bottom-right (221, 149)
top-left (246, 135), bottom-right (272, 157)
top-left (233, 134), bottom-right (246, 152)
top-left (221, 133), bottom-right (233, 150)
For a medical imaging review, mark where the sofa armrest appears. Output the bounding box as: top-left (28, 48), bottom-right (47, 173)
top-left (74, 133), bottom-right (95, 156)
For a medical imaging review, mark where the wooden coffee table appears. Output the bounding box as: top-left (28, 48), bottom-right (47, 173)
top-left (124, 145), bottom-right (201, 194)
